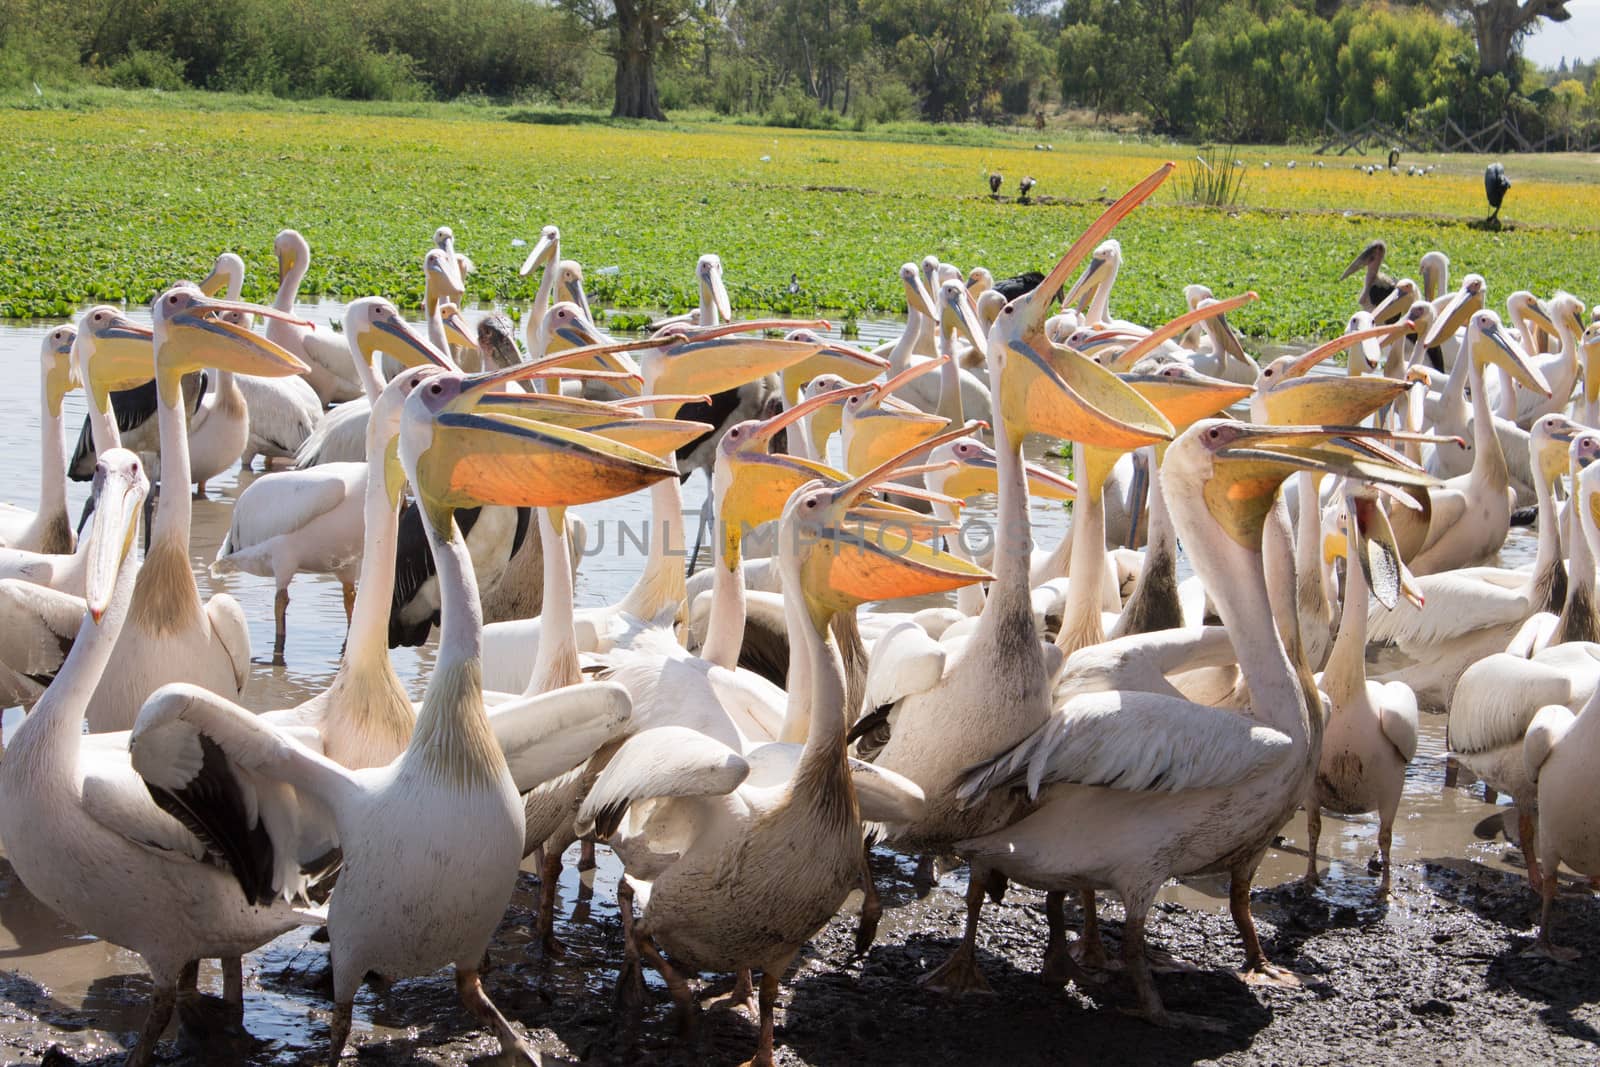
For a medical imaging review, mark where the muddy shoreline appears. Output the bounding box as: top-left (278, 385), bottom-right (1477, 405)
top-left (8, 835), bottom-right (1599, 1067)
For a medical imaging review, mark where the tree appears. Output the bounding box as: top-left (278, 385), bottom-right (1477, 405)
top-left (1433, 0), bottom-right (1571, 77)
top-left (560, 0), bottom-right (692, 118)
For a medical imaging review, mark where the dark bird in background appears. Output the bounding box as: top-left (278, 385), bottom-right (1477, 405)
top-left (1485, 162), bottom-right (1511, 223)
top-left (991, 271), bottom-right (1046, 302)
top-left (788, 272), bottom-right (801, 295)
top-left (1339, 239), bottom-right (1395, 312)
top-left (1387, 147), bottom-right (1400, 169)
top-left (988, 172), bottom-right (1003, 196)
top-left (1019, 176), bottom-right (1037, 202)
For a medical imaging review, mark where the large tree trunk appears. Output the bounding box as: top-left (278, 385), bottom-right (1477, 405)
top-left (612, 0), bottom-right (667, 120)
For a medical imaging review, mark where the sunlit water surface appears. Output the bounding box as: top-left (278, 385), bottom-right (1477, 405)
top-left (0, 305), bottom-right (1530, 1060)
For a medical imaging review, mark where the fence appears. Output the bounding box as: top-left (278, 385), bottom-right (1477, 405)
top-left (1314, 115), bottom-right (1600, 156)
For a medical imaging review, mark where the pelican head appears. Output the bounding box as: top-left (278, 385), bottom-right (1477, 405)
top-left (537, 302), bottom-right (642, 396)
top-left (966, 267), bottom-right (994, 297)
top-left (697, 254), bottom-right (731, 323)
top-left (1422, 274), bottom-right (1487, 349)
top-left (1465, 309), bottom-right (1550, 397)
top-left (518, 225), bottom-right (561, 277)
top-left (84, 448), bottom-right (149, 623)
top-left (1370, 278), bottom-right (1417, 326)
top-left (1252, 321), bottom-right (1409, 425)
top-left (840, 357), bottom-right (951, 474)
top-left (436, 301), bottom-right (476, 350)
top-left (423, 248), bottom-right (466, 305)
top-left (274, 229), bottom-right (309, 282)
top-left (778, 329), bottom-right (889, 405)
top-left (434, 226), bottom-right (456, 253)
top-left (1571, 430), bottom-right (1600, 479)
top-left (151, 287), bottom-right (311, 387)
top-left (1340, 239), bottom-right (1386, 281)
top-left (345, 297), bottom-right (452, 375)
top-left (927, 436), bottom-right (1076, 502)
top-left (1064, 239), bottom-right (1121, 315)
top-left (898, 263), bottom-right (937, 322)
top-left (938, 280), bottom-right (989, 359)
top-left (1532, 413), bottom-right (1583, 487)
top-left (74, 306), bottom-right (156, 409)
top-left (1419, 250), bottom-right (1449, 302)
top-left (641, 319), bottom-right (826, 411)
top-left (399, 367), bottom-right (677, 535)
top-left (41, 324), bottom-right (80, 417)
top-left (198, 253), bottom-right (245, 300)
top-left (783, 431), bottom-right (993, 627)
top-left (1342, 484), bottom-right (1423, 610)
top-left (1547, 291), bottom-right (1585, 345)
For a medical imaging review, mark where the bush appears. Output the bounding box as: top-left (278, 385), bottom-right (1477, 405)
top-left (764, 88), bottom-right (840, 129)
top-left (104, 49), bottom-right (187, 91)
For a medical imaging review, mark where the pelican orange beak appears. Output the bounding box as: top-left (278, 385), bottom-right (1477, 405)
top-left (539, 305), bottom-right (644, 397)
top-left (1267, 322), bottom-right (1407, 387)
top-left (454, 334), bottom-right (668, 406)
top-left (1469, 311), bottom-right (1551, 397)
top-left (791, 424), bottom-right (994, 623)
top-left (518, 226), bottom-right (560, 277)
top-left (1123, 368), bottom-right (1255, 433)
top-left (646, 321), bottom-right (829, 410)
top-left (153, 290), bottom-right (311, 380)
top-left (1422, 276), bottom-right (1486, 349)
top-left (1103, 291), bottom-right (1258, 372)
top-left (402, 373), bottom-right (677, 535)
top-left (84, 448), bottom-right (148, 624)
top-left (1195, 420), bottom-right (1441, 549)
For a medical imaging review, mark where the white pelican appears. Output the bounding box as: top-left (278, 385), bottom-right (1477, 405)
top-left (576, 451), bottom-right (978, 1066)
top-left (129, 363), bottom-right (677, 1064)
top-left (1372, 413), bottom-right (1576, 708)
top-left (86, 288), bottom-right (310, 731)
top-left (212, 299), bottom-right (447, 663)
top-left (1405, 308), bottom-right (1550, 575)
top-left (957, 421), bottom-right (1436, 1024)
top-left (1305, 487), bottom-right (1420, 895)
top-left (0, 324), bottom-right (79, 554)
top-left (0, 450), bottom-right (323, 1067)
top-left (266, 229), bottom-right (365, 405)
top-left (863, 168), bottom-right (1175, 993)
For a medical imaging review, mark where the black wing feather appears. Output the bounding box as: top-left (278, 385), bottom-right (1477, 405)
top-left (388, 502), bottom-right (482, 647)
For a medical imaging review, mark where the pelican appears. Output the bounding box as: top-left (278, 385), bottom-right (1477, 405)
top-left (85, 288), bottom-right (310, 732)
top-left (861, 168), bottom-right (1175, 992)
top-left (1404, 309), bottom-right (1550, 575)
top-left (0, 324), bottom-right (79, 554)
top-left (1372, 414), bottom-right (1576, 708)
top-left (1305, 487), bottom-right (1420, 896)
top-left (211, 300), bottom-right (447, 664)
top-left (957, 421), bottom-right (1436, 1024)
top-left (0, 450), bottom-right (324, 1067)
top-left (1341, 239), bottom-right (1394, 310)
top-left (577, 449), bottom-right (980, 1067)
top-left (266, 229), bottom-right (365, 404)
top-left (128, 362), bottom-right (678, 1064)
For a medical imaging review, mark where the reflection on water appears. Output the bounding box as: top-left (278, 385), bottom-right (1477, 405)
top-left (0, 303), bottom-right (1534, 1057)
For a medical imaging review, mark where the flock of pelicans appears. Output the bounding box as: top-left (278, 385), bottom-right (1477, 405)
top-left (0, 161), bottom-right (1597, 1066)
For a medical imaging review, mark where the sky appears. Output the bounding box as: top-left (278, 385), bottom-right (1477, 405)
top-left (1523, 0), bottom-right (1600, 68)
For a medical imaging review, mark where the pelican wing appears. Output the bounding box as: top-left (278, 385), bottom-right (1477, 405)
top-left (1524, 705), bottom-right (1577, 782)
top-left (576, 726), bottom-right (749, 838)
top-left (487, 680), bottom-right (632, 794)
top-left (865, 621), bottom-right (947, 709)
top-left (1375, 682), bottom-right (1420, 762)
top-left (205, 594), bottom-right (252, 693)
top-left (848, 758), bottom-right (926, 824)
top-left (0, 579), bottom-right (83, 693)
top-left (957, 690), bottom-right (1293, 804)
top-left (81, 748), bottom-right (208, 862)
top-left (1367, 571), bottom-right (1531, 649)
top-left (1447, 652), bottom-right (1576, 755)
top-left (217, 465), bottom-right (360, 558)
top-left (130, 683), bottom-right (355, 904)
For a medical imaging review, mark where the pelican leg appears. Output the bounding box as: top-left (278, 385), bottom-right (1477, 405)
top-left (1519, 810), bottom-right (1546, 894)
top-left (1304, 803), bottom-right (1323, 888)
top-left (341, 582), bottom-right (356, 625)
top-left (1375, 816), bottom-right (1394, 899)
top-left (1231, 867), bottom-right (1300, 987)
top-left (222, 956), bottom-right (244, 1006)
top-left (577, 835), bottom-right (597, 872)
top-left (738, 968), bottom-right (783, 1067)
top-left (615, 879), bottom-right (646, 1013)
top-left (194, 480), bottom-right (208, 498)
top-left (273, 588), bottom-right (289, 667)
top-left (855, 843), bottom-right (881, 955)
top-left (916, 864), bottom-right (993, 994)
top-left (1072, 888), bottom-right (1110, 969)
top-left (637, 933), bottom-right (698, 1037)
top-left (1042, 891), bottom-right (1095, 987)
top-left (1532, 845), bottom-right (1582, 961)
top-left (456, 969), bottom-right (538, 1065)
top-left (126, 982), bottom-right (179, 1067)
top-left (726, 969), bottom-right (756, 1014)
top-left (327, 1001), bottom-right (353, 1066)
top-left (535, 847), bottom-right (566, 958)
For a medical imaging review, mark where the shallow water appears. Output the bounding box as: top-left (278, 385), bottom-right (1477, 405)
top-left (0, 306), bottom-right (1532, 1060)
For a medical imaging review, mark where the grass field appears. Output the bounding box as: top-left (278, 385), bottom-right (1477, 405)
top-left (4, 88), bottom-right (1600, 337)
